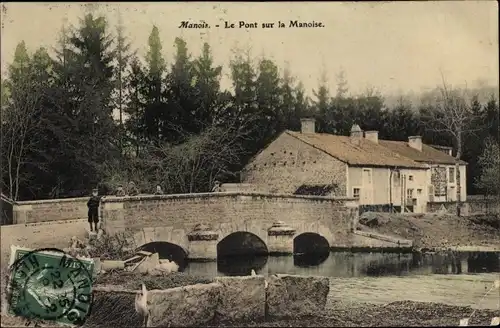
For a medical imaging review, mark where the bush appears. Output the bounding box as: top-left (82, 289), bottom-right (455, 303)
top-left (88, 232), bottom-right (135, 260)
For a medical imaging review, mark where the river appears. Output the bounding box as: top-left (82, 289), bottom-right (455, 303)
top-left (181, 251), bottom-right (500, 310)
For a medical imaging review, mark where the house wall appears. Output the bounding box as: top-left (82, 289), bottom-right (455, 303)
top-left (348, 167), bottom-right (428, 213)
top-left (242, 133), bottom-right (347, 195)
top-left (429, 164), bottom-right (467, 203)
top-left (398, 169), bottom-right (429, 213)
top-left (348, 167), bottom-right (391, 205)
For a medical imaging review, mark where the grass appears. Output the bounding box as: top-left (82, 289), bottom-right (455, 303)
top-left (94, 271), bottom-right (214, 290)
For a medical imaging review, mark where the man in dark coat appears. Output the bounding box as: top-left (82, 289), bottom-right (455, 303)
top-left (87, 188), bottom-right (100, 232)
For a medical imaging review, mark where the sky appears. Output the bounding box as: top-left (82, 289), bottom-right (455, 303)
top-left (1, 1), bottom-right (498, 97)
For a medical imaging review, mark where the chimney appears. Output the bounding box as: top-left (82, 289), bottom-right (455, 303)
top-left (408, 136), bottom-right (422, 151)
top-left (350, 124), bottom-right (363, 145)
top-left (300, 118), bottom-right (316, 134)
top-left (364, 131), bottom-right (379, 144)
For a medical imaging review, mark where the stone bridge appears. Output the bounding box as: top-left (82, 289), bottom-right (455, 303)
top-left (100, 192), bottom-right (359, 261)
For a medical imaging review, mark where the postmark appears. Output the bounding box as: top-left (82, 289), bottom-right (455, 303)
top-left (6, 246), bottom-right (95, 326)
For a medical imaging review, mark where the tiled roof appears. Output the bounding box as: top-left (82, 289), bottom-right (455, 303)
top-left (286, 131), bottom-right (428, 169)
top-left (378, 140), bottom-right (467, 165)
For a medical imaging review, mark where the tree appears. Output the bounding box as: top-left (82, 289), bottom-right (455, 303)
top-left (68, 13), bottom-right (117, 183)
top-left (255, 57), bottom-right (282, 143)
top-left (293, 82), bottom-right (311, 124)
top-left (381, 98), bottom-right (420, 141)
top-left (423, 76), bottom-right (482, 214)
top-left (280, 63), bottom-right (297, 130)
top-left (1, 42), bottom-right (46, 200)
top-left (475, 138), bottom-right (500, 196)
top-left (142, 26), bottom-right (167, 143)
top-left (335, 68), bottom-right (349, 99)
top-left (35, 13), bottom-right (119, 198)
top-left (115, 9), bottom-right (133, 154)
top-left (312, 69), bottom-right (330, 132)
top-left (142, 115), bottom-right (253, 194)
top-left (146, 26), bottom-right (166, 76)
top-left (191, 42), bottom-right (223, 129)
top-left (166, 37), bottom-right (197, 138)
top-left (229, 47), bottom-right (257, 125)
top-left (124, 56), bottom-right (147, 156)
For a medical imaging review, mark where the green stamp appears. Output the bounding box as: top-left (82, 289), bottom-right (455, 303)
top-left (6, 246), bottom-right (95, 326)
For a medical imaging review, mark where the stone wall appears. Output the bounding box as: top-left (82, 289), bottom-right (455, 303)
top-left (426, 201), bottom-right (460, 214)
top-left (466, 195), bottom-right (500, 215)
top-left (241, 132), bottom-right (347, 195)
top-left (0, 219), bottom-right (88, 267)
top-left (12, 197), bottom-right (89, 224)
top-left (89, 274), bottom-right (329, 327)
top-left (100, 192), bottom-right (359, 257)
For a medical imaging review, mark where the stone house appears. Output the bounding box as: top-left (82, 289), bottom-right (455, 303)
top-left (241, 118), bottom-right (468, 214)
top-left (242, 118), bottom-right (434, 213)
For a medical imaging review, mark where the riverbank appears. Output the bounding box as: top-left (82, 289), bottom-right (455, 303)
top-left (201, 300), bottom-right (498, 327)
top-left (1, 300), bottom-right (497, 327)
top-left (2, 270), bottom-right (499, 327)
top-left (358, 212), bottom-right (500, 251)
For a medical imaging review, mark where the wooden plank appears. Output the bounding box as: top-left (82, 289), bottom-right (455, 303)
top-left (129, 256), bottom-right (147, 272)
top-left (124, 255), bottom-right (142, 264)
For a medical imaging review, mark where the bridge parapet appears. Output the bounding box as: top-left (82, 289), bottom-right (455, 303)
top-left (100, 192), bottom-right (359, 260)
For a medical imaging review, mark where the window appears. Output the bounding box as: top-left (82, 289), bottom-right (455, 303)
top-left (362, 169), bottom-right (372, 184)
top-left (417, 189), bottom-right (422, 195)
top-left (406, 188), bottom-right (414, 199)
top-left (449, 167), bottom-right (455, 184)
top-left (408, 175), bottom-right (414, 181)
top-left (393, 170), bottom-right (401, 186)
top-left (353, 188), bottom-right (360, 199)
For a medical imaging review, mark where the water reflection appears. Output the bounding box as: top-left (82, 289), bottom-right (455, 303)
top-left (182, 251), bottom-right (500, 278)
top-left (467, 252), bottom-right (500, 273)
top-left (294, 251), bottom-right (330, 268)
top-left (217, 255), bottom-right (268, 276)
top-left (293, 233), bottom-right (330, 254)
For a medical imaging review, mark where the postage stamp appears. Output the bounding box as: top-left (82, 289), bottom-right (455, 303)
top-left (6, 246), bottom-right (95, 326)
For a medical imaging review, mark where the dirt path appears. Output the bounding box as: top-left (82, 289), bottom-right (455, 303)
top-left (358, 212), bottom-right (500, 250)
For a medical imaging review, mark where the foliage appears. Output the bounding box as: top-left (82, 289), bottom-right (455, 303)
top-left (1, 11), bottom-right (498, 200)
top-left (87, 232), bottom-right (135, 260)
top-left (475, 138), bottom-right (500, 196)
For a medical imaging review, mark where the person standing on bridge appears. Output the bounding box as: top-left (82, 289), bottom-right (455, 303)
top-left (212, 180), bottom-right (222, 192)
top-left (127, 181), bottom-right (139, 196)
top-left (154, 185), bottom-right (164, 195)
top-left (87, 188), bottom-right (100, 232)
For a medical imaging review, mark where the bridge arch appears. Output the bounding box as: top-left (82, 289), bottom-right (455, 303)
top-left (293, 232), bottom-right (330, 255)
top-left (217, 231), bottom-right (269, 258)
top-left (293, 232), bottom-right (331, 267)
top-left (137, 241), bottom-right (189, 271)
